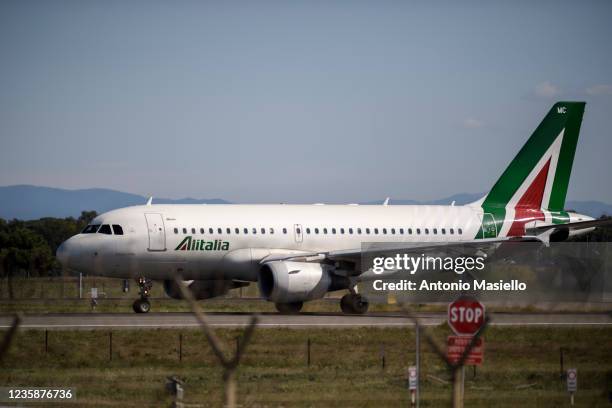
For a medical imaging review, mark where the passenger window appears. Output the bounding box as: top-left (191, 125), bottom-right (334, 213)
top-left (283, 228), bottom-right (287, 234)
top-left (366, 228), bottom-right (370, 234)
top-left (408, 228), bottom-right (412, 234)
top-left (244, 228), bottom-right (248, 234)
top-left (261, 228), bottom-right (266, 234)
top-left (252, 227), bottom-right (257, 234)
top-left (425, 228), bottom-right (429, 234)
top-left (340, 228), bottom-right (345, 234)
top-left (200, 228), bottom-right (205, 234)
top-left (306, 228), bottom-right (311, 234)
top-left (270, 228), bottom-right (274, 234)
top-left (349, 228), bottom-right (353, 234)
top-left (441, 228), bottom-right (446, 234)
top-left (296, 228), bottom-right (301, 234)
top-left (98, 224), bottom-right (112, 235)
top-left (209, 228), bottom-right (213, 234)
top-left (458, 228), bottom-right (463, 235)
top-left (192, 228), bottom-right (196, 234)
top-left (226, 228), bottom-right (231, 234)
top-left (382, 228), bottom-right (387, 234)
top-left (323, 228), bottom-right (328, 234)
top-left (391, 228), bottom-right (395, 234)
top-left (416, 228), bottom-right (421, 235)
top-left (433, 228), bottom-right (437, 234)
top-left (374, 228), bottom-right (379, 234)
top-left (112, 225), bottom-right (124, 235)
top-left (235, 228), bottom-right (239, 234)
top-left (217, 228), bottom-right (222, 234)
top-left (399, 228), bottom-right (404, 234)
top-left (315, 228), bottom-right (319, 234)
top-left (173, 228), bottom-right (178, 234)
top-left (357, 228), bottom-right (362, 234)
top-left (183, 228), bottom-right (187, 234)
top-left (332, 228), bottom-right (336, 234)
top-left (450, 228), bottom-right (454, 234)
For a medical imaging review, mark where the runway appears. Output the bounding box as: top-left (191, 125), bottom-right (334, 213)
top-left (1, 312), bottom-right (611, 330)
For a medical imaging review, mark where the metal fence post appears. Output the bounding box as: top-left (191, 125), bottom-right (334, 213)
top-left (416, 324), bottom-right (420, 408)
top-left (179, 333), bottom-right (183, 362)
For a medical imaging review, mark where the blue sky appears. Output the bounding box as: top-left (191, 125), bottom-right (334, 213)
top-left (1, 1), bottom-right (611, 203)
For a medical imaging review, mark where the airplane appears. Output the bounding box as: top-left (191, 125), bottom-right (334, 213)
top-left (56, 101), bottom-right (611, 314)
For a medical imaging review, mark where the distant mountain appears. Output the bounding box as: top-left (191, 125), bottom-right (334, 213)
top-left (0, 185), bottom-right (229, 220)
top-left (1, 185), bottom-right (610, 220)
top-left (363, 193), bottom-right (483, 206)
top-left (564, 200), bottom-right (612, 218)
top-left (365, 193), bottom-right (612, 218)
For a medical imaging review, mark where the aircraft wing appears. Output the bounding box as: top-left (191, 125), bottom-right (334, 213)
top-left (259, 236), bottom-right (543, 274)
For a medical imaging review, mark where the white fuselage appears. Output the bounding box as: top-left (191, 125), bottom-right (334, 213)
top-left (57, 203), bottom-right (485, 281)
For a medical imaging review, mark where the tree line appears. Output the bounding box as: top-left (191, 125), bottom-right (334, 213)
top-left (0, 211), bottom-right (97, 280)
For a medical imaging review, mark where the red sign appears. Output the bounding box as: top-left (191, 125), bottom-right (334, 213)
top-left (448, 297), bottom-right (485, 336)
top-left (447, 336), bottom-right (484, 366)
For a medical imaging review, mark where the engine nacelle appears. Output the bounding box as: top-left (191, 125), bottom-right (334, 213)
top-left (163, 279), bottom-right (249, 300)
top-left (258, 261), bottom-right (348, 303)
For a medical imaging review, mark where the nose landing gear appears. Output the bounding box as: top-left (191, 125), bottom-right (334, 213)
top-left (133, 277), bottom-right (152, 313)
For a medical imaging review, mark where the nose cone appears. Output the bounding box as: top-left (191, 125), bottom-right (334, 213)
top-left (56, 237), bottom-right (79, 270)
top-left (56, 241), bottom-right (68, 267)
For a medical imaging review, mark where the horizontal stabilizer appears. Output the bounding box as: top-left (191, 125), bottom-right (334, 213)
top-left (527, 218), bottom-right (612, 235)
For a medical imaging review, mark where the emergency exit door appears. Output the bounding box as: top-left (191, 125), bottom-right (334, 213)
top-left (480, 213), bottom-right (498, 239)
top-left (145, 213), bottom-right (166, 251)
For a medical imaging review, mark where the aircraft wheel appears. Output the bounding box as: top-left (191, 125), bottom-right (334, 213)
top-left (340, 294), bottom-right (353, 314)
top-left (340, 294), bottom-right (369, 314)
top-left (275, 301), bottom-right (303, 314)
top-left (133, 299), bottom-right (151, 313)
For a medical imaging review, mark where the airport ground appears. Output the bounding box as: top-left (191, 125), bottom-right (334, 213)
top-left (1, 325), bottom-right (611, 407)
top-left (1, 277), bottom-right (612, 406)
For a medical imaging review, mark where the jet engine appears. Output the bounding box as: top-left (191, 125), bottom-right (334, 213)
top-left (163, 279), bottom-right (249, 300)
top-left (258, 261), bottom-right (349, 303)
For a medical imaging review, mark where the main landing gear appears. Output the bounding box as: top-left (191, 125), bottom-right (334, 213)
top-left (133, 277), bottom-right (152, 313)
top-left (275, 301), bottom-right (303, 314)
top-left (340, 291), bottom-right (369, 315)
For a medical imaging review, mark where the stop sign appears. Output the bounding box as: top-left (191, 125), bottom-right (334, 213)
top-left (448, 297), bottom-right (485, 335)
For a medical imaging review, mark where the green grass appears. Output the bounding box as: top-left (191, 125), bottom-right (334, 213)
top-left (2, 277), bottom-right (609, 314)
top-left (1, 326), bottom-right (611, 407)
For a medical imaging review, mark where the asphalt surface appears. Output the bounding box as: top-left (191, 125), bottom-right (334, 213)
top-left (1, 312), bottom-right (611, 330)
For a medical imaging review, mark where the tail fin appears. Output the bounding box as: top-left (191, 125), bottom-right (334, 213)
top-left (479, 101), bottom-right (585, 212)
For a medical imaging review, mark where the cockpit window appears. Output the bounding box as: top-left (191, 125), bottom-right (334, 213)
top-left (112, 225), bottom-right (124, 235)
top-left (98, 224), bottom-right (112, 235)
top-left (82, 224), bottom-right (100, 234)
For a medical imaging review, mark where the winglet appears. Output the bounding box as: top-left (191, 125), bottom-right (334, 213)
top-left (383, 197), bottom-right (390, 206)
top-left (146, 196), bottom-right (153, 206)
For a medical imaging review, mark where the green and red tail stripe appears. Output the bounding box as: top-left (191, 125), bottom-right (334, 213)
top-left (472, 102), bottom-right (585, 238)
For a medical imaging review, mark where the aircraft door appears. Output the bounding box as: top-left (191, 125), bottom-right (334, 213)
top-left (145, 213), bottom-right (166, 251)
top-left (294, 224), bottom-right (303, 243)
